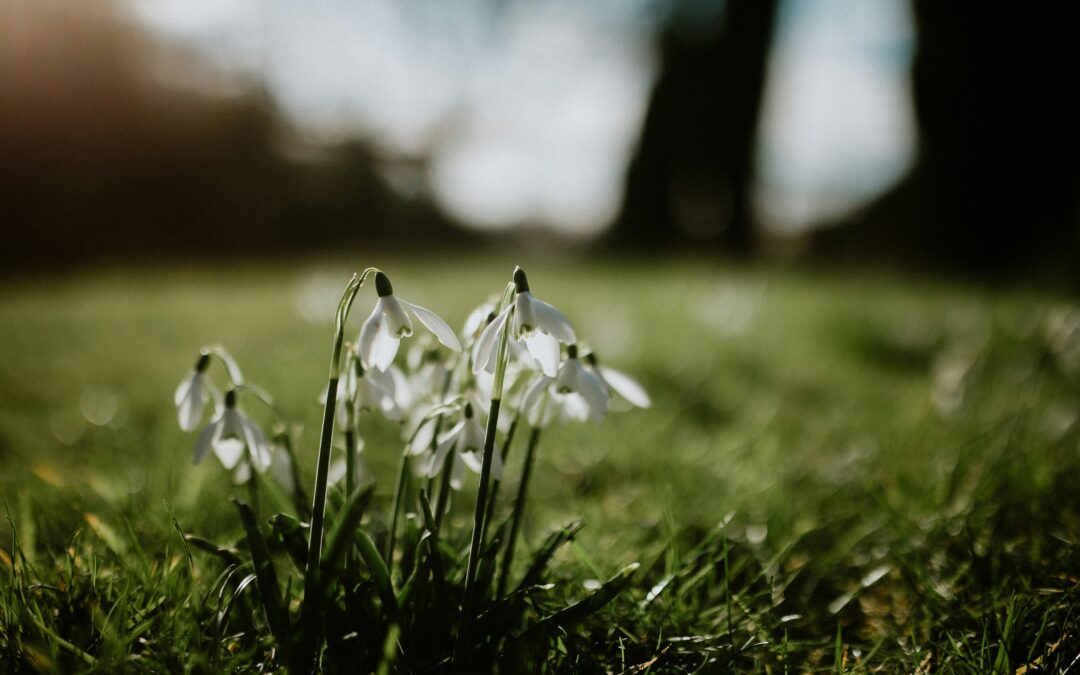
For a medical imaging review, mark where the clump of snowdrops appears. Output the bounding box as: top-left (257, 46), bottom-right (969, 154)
top-left (174, 266), bottom-right (650, 672)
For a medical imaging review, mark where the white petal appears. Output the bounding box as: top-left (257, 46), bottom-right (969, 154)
top-left (554, 359), bottom-right (579, 393)
top-left (211, 346), bottom-right (245, 385)
top-left (214, 437), bottom-right (245, 470)
top-left (192, 417), bottom-right (220, 465)
top-left (437, 420), bottom-right (466, 446)
top-left (233, 461), bottom-right (251, 485)
top-left (357, 304), bottom-right (384, 368)
top-left (472, 306), bottom-right (510, 374)
top-left (426, 432), bottom-right (458, 478)
top-left (243, 417), bottom-right (272, 471)
top-left (270, 448), bottom-right (295, 492)
top-left (463, 302), bottom-right (497, 337)
top-left (522, 375), bottom-right (553, 417)
top-left (327, 458), bottom-right (347, 486)
top-left (577, 369), bottom-right (610, 423)
top-left (409, 417), bottom-right (437, 456)
top-left (512, 293), bottom-right (538, 338)
top-left (177, 375), bottom-right (205, 432)
top-left (528, 392), bottom-right (559, 428)
top-left (525, 332), bottom-right (560, 377)
top-left (531, 297), bottom-right (576, 343)
top-left (400, 300), bottom-right (461, 352)
top-left (598, 366), bottom-right (651, 409)
top-left (174, 372), bottom-right (195, 406)
top-left (462, 417), bottom-right (485, 454)
top-left (460, 450), bottom-right (483, 474)
top-left (381, 296), bottom-right (414, 338)
top-left (450, 453), bottom-right (466, 490)
top-left (560, 394), bottom-right (591, 423)
top-left (369, 325), bottom-right (401, 371)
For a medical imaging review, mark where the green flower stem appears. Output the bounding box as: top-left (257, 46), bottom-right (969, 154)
top-left (384, 448), bottom-right (410, 566)
top-left (344, 428), bottom-right (358, 499)
top-left (455, 303), bottom-right (512, 668)
top-left (433, 450), bottom-right (455, 530)
top-left (245, 461), bottom-right (260, 516)
top-left (299, 273), bottom-right (363, 666)
top-left (481, 414), bottom-right (520, 546)
top-left (498, 425), bottom-right (544, 596)
top-left (497, 425), bottom-right (541, 598)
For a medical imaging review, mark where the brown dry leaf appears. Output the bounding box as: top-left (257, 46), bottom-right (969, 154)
top-left (1015, 631), bottom-right (1067, 674)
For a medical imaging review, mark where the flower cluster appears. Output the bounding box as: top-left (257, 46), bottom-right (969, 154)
top-left (172, 265), bottom-right (651, 670)
top-left (175, 268), bottom-right (648, 498)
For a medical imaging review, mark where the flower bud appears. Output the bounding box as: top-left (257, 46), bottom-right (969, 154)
top-left (513, 266), bottom-right (530, 293)
top-left (375, 271), bottom-right (394, 298)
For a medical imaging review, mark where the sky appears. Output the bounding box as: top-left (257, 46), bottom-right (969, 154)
top-left (128, 0), bottom-right (916, 236)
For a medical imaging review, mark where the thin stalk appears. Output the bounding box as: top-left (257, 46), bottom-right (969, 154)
top-left (344, 428), bottom-right (358, 500)
top-left (455, 397), bottom-right (501, 666)
top-left (384, 449), bottom-right (410, 566)
top-left (455, 305), bottom-right (511, 668)
top-left (496, 425), bottom-right (541, 598)
top-left (298, 272), bottom-right (363, 667)
top-left (245, 463), bottom-right (260, 516)
top-left (482, 414), bottom-right (520, 546)
top-left (433, 450), bottom-right (455, 530)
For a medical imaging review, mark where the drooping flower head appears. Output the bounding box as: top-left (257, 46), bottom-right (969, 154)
top-left (175, 351), bottom-right (215, 432)
top-left (193, 388), bottom-right (272, 472)
top-left (473, 267), bottom-right (576, 377)
top-left (421, 402), bottom-right (500, 490)
top-left (584, 351), bottom-right (651, 411)
top-left (522, 344), bottom-right (609, 425)
top-left (358, 271), bottom-right (461, 372)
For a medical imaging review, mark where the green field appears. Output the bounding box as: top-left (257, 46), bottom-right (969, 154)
top-left (2, 257), bottom-right (1079, 672)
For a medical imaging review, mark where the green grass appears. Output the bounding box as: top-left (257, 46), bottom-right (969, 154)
top-left (1, 256), bottom-right (1079, 672)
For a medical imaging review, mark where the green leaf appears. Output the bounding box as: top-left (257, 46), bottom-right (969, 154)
top-left (475, 519), bottom-right (508, 602)
top-left (184, 535), bottom-right (243, 567)
top-left (322, 483), bottom-right (375, 578)
top-left (232, 499), bottom-right (290, 650)
top-left (519, 562), bottom-right (639, 640)
top-left (269, 513), bottom-right (309, 572)
top-left (418, 490), bottom-right (446, 595)
top-left (355, 526), bottom-right (400, 619)
top-left (515, 520), bottom-right (583, 594)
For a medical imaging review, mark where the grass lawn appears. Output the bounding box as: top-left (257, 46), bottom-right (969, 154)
top-left (1, 256), bottom-right (1078, 672)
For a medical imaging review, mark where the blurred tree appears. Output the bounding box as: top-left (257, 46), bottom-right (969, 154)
top-left (0, 1), bottom-right (471, 272)
top-left (813, 1), bottom-right (1080, 278)
top-left (611, 0), bottom-right (778, 255)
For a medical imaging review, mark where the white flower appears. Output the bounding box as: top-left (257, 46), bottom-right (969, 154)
top-left (584, 353), bottom-right (651, 410)
top-left (473, 267), bottom-right (576, 377)
top-left (522, 345), bottom-right (609, 425)
top-left (327, 357), bottom-right (404, 422)
top-left (193, 390), bottom-right (272, 472)
top-left (358, 271), bottom-right (461, 371)
top-left (422, 404), bottom-right (500, 489)
top-left (354, 364), bottom-right (404, 421)
top-left (174, 353), bottom-right (217, 432)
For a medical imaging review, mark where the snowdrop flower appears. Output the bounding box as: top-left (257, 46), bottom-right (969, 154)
top-left (584, 352), bottom-right (651, 411)
top-left (473, 267), bottom-right (576, 377)
top-left (358, 271), bottom-right (461, 371)
top-left (353, 362), bottom-right (404, 421)
top-left (193, 389), bottom-right (272, 472)
top-left (422, 403), bottom-right (500, 490)
top-left (522, 345), bottom-right (609, 424)
top-left (326, 355), bottom-right (404, 422)
top-left (174, 352), bottom-right (217, 432)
